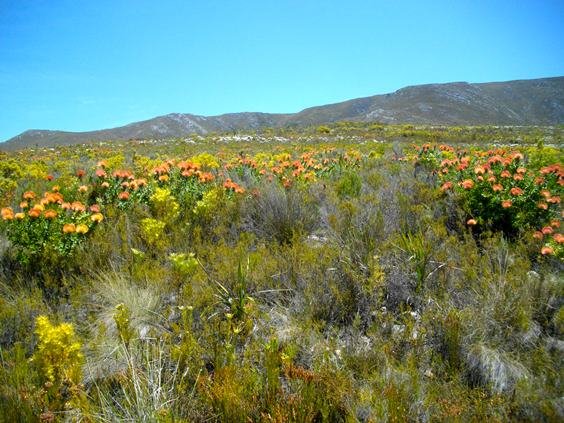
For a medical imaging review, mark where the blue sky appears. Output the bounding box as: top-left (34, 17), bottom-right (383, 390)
top-left (0, 0), bottom-right (562, 140)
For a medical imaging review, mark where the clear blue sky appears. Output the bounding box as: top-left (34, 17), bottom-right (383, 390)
top-left (1, 0), bottom-right (563, 140)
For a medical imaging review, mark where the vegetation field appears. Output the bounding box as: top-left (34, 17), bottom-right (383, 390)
top-left (0, 123), bottom-right (562, 422)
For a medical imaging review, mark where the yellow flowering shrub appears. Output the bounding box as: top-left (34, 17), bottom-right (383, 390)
top-left (33, 315), bottom-right (83, 385)
top-left (190, 152), bottom-right (220, 169)
top-left (150, 187), bottom-right (179, 223)
top-left (140, 217), bottom-right (167, 249)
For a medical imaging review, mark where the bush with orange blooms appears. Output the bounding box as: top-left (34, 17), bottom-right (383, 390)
top-left (416, 144), bottom-right (562, 256)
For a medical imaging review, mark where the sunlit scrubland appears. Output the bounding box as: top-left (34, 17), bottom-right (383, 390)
top-left (0, 123), bottom-right (562, 422)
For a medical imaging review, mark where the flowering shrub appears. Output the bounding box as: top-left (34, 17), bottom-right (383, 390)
top-left (0, 189), bottom-right (104, 264)
top-left (416, 144), bottom-right (563, 256)
top-left (32, 316), bottom-right (84, 414)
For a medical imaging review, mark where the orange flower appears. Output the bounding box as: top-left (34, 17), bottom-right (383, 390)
top-left (513, 174), bottom-right (523, 181)
top-left (89, 204), bottom-right (100, 213)
top-left (510, 187), bottom-right (523, 196)
top-left (14, 212), bottom-right (25, 220)
top-left (467, 219), bottom-right (477, 226)
top-left (554, 233), bottom-right (564, 244)
top-left (158, 174), bottom-right (169, 182)
top-left (19, 201), bottom-right (29, 209)
top-left (501, 200), bottom-right (512, 208)
top-left (537, 202), bottom-right (548, 210)
top-left (541, 190), bottom-right (551, 199)
top-left (95, 168), bottom-right (107, 178)
top-left (532, 231), bottom-right (543, 240)
top-left (474, 165), bottom-right (485, 175)
top-left (550, 219), bottom-right (560, 228)
top-left (118, 191), bottom-right (130, 200)
top-left (62, 223), bottom-right (76, 234)
top-left (101, 181), bottom-right (110, 189)
top-left (492, 184), bottom-right (503, 192)
top-left (460, 179), bottom-right (474, 190)
top-left (541, 246), bottom-right (554, 255)
top-left (500, 170), bottom-right (511, 178)
top-left (23, 191), bottom-right (36, 200)
top-left (43, 209), bottom-right (58, 219)
top-left (52, 185), bottom-right (60, 192)
top-left (71, 201), bottom-right (86, 212)
top-left (541, 226), bottom-right (554, 235)
top-left (548, 196), bottom-right (560, 204)
top-left (1, 207), bottom-right (14, 221)
top-left (90, 213), bottom-right (104, 223)
top-left (516, 167), bottom-right (526, 174)
top-left (28, 208), bottom-right (41, 218)
top-left (78, 185), bottom-right (89, 193)
top-left (440, 181), bottom-right (453, 192)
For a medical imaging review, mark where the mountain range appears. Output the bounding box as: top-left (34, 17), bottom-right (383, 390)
top-left (3, 76), bottom-right (563, 149)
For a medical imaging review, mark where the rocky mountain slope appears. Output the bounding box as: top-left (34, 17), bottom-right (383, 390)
top-left (3, 76), bottom-right (563, 149)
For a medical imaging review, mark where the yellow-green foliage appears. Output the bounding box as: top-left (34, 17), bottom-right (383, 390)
top-left (190, 152), bottom-right (220, 169)
top-left (114, 303), bottom-right (134, 346)
top-left (150, 187), bottom-right (179, 223)
top-left (193, 186), bottom-right (223, 219)
top-left (140, 217), bottom-right (167, 249)
top-left (169, 252), bottom-right (198, 276)
top-left (33, 315), bottom-right (83, 385)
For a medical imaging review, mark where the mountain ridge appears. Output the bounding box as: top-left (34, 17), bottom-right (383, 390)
top-left (3, 76), bottom-right (563, 149)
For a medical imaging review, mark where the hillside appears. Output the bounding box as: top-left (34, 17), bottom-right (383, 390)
top-left (3, 76), bottom-right (563, 149)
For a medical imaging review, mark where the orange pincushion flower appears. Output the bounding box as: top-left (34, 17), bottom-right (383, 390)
top-left (78, 185), bottom-right (89, 193)
top-left (467, 219), bottom-right (477, 226)
top-left (500, 170), bottom-right (511, 178)
top-left (52, 185), bottom-right (60, 192)
top-left (71, 201), bottom-right (86, 212)
top-left (548, 196), bottom-right (560, 204)
top-left (62, 223), bottom-right (76, 234)
top-left (95, 168), bottom-right (107, 178)
top-left (20, 201), bottom-right (29, 209)
top-left (158, 174), bottom-right (169, 182)
top-left (513, 174), bottom-right (523, 181)
top-left (541, 190), bottom-right (551, 199)
top-left (541, 246), bottom-right (554, 255)
top-left (541, 226), bottom-right (554, 235)
top-left (90, 213), bottom-right (104, 223)
top-left (501, 200), bottom-right (512, 208)
top-left (28, 208), bottom-right (41, 218)
top-left (14, 212), bottom-right (25, 220)
top-left (510, 187), bottom-right (523, 196)
top-left (118, 191), bottom-right (130, 200)
top-left (492, 184), bottom-right (503, 192)
top-left (23, 191), bottom-right (36, 200)
top-left (537, 202), bottom-right (548, 210)
top-left (474, 166), bottom-right (485, 175)
top-left (43, 209), bottom-right (58, 219)
top-left (1, 207), bottom-right (14, 221)
top-left (516, 167), bottom-right (526, 174)
top-left (460, 179), bottom-right (474, 190)
top-left (89, 204), bottom-right (100, 213)
top-left (101, 181), bottom-right (110, 188)
top-left (532, 231), bottom-right (543, 240)
top-left (554, 233), bottom-right (564, 244)
top-left (550, 219), bottom-right (560, 228)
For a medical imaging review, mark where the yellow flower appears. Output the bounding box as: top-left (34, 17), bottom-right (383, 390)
top-left (76, 224), bottom-right (89, 234)
top-left (90, 213), bottom-right (104, 223)
top-left (63, 223), bottom-right (76, 234)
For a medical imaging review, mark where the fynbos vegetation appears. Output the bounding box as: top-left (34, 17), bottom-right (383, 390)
top-left (0, 124), bottom-right (562, 421)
